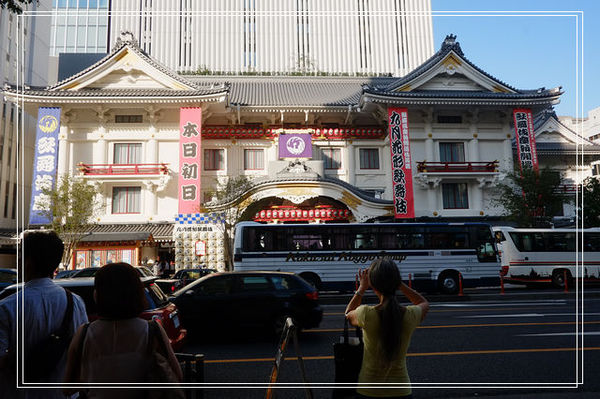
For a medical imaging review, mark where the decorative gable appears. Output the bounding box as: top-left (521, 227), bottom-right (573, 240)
top-left (386, 35), bottom-right (516, 94)
top-left (534, 109), bottom-right (593, 145)
top-left (50, 32), bottom-right (197, 92)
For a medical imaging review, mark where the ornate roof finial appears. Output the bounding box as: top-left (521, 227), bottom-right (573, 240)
top-left (440, 34), bottom-right (463, 57)
top-left (113, 30), bottom-right (140, 50)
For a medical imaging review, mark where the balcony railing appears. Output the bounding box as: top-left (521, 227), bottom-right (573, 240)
top-left (554, 184), bottom-right (581, 194)
top-left (79, 163), bottom-right (169, 176)
top-left (417, 161), bottom-right (498, 173)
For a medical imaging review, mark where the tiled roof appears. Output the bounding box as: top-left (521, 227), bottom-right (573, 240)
top-left (86, 223), bottom-right (174, 241)
top-left (186, 75), bottom-right (395, 107)
top-left (378, 34), bottom-right (518, 93)
top-left (516, 142), bottom-right (600, 155)
top-left (5, 86), bottom-right (228, 98)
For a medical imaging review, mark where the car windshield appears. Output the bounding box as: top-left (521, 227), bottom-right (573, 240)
top-left (146, 282), bottom-right (169, 308)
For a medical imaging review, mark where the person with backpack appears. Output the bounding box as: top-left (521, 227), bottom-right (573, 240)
top-left (0, 230), bottom-right (88, 398)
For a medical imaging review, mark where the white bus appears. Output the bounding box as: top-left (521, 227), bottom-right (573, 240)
top-left (493, 227), bottom-right (600, 287)
top-left (233, 222), bottom-right (499, 294)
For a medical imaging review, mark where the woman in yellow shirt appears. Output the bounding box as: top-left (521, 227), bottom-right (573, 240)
top-left (345, 258), bottom-right (429, 398)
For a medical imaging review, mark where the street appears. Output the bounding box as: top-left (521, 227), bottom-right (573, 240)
top-left (180, 289), bottom-right (600, 398)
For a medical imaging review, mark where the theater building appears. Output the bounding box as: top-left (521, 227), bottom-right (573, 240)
top-left (5, 33), bottom-right (569, 270)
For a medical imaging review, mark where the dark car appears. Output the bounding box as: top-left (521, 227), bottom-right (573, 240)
top-left (170, 271), bottom-right (322, 336)
top-left (0, 277), bottom-right (187, 351)
top-left (0, 268), bottom-right (17, 291)
top-left (155, 268), bottom-right (216, 294)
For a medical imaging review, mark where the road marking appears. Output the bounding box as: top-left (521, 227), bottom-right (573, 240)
top-left (517, 331), bottom-right (600, 337)
top-left (203, 347), bottom-right (600, 364)
top-left (459, 313), bottom-right (600, 318)
top-left (304, 321), bottom-right (600, 333)
top-left (323, 306), bottom-right (574, 317)
top-left (433, 301), bottom-right (567, 308)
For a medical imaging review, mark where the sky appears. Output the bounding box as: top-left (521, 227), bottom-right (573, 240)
top-left (431, 0), bottom-right (598, 118)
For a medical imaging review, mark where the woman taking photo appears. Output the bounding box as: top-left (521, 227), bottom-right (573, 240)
top-left (345, 258), bottom-right (429, 398)
top-left (63, 262), bottom-right (182, 398)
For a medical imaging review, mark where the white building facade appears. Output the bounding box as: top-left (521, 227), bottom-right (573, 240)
top-left (5, 34), bottom-right (566, 270)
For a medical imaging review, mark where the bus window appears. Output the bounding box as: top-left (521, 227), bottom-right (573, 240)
top-left (473, 225), bottom-right (497, 262)
top-left (583, 233), bottom-right (600, 251)
top-left (292, 234), bottom-right (324, 250)
top-left (494, 231), bottom-right (505, 243)
top-left (352, 230), bottom-right (376, 249)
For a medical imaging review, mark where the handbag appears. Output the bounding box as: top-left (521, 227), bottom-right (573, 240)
top-left (332, 318), bottom-right (364, 399)
top-left (146, 321), bottom-right (186, 399)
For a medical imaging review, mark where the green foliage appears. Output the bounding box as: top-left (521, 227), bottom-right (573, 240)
top-left (1, 0), bottom-right (33, 14)
top-left (38, 175), bottom-right (101, 266)
top-left (494, 166), bottom-right (568, 227)
top-left (580, 177), bottom-right (600, 227)
top-left (203, 176), bottom-right (253, 270)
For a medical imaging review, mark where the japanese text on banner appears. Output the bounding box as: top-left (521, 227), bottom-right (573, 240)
top-left (178, 108), bottom-right (202, 214)
top-left (388, 107), bottom-right (414, 218)
top-left (513, 109), bottom-right (538, 172)
top-left (29, 107), bottom-right (61, 225)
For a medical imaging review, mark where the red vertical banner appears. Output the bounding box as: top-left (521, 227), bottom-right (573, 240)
top-left (388, 107), bottom-right (415, 218)
top-left (513, 109), bottom-right (538, 172)
top-left (178, 107), bottom-right (202, 214)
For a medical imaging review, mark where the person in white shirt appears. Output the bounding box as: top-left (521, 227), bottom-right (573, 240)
top-left (0, 230), bottom-right (88, 399)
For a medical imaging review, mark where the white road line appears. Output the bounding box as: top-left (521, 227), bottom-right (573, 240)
top-left (459, 313), bottom-right (600, 318)
top-left (433, 301), bottom-right (567, 308)
top-left (517, 332), bottom-right (600, 337)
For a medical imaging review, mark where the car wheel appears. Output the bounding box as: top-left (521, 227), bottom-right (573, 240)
top-left (438, 271), bottom-right (459, 295)
top-left (552, 269), bottom-right (572, 289)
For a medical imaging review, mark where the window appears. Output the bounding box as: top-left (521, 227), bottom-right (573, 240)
top-left (359, 148), bottom-right (379, 169)
top-left (204, 149), bottom-right (224, 170)
top-left (322, 148), bottom-right (341, 169)
top-left (437, 115), bottom-right (463, 124)
top-left (439, 142), bottom-right (465, 163)
top-left (114, 143), bottom-right (141, 164)
top-left (239, 276), bottom-right (271, 292)
top-left (115, 115), bottom-right (143, 123)
top-left (442, 183), bottom-right (469, 209)
top-left (244, 149), bottom-right (264, 170)
top-left (112, 187), bottom-right (141, 214)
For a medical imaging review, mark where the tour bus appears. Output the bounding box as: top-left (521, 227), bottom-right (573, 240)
top-left (493, 226), bottom-right (600, 287)
top-left (233, 222), bottom-right (499, 294)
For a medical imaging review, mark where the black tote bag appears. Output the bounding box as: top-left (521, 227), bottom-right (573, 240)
top-left (332, 318), bottom-right (364, 399)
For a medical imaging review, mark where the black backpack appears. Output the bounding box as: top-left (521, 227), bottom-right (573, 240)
top-left (24, 289), bottom-right (74, 381)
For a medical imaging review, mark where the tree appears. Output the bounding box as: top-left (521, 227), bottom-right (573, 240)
top-left (37, 174), bottom-right (101, 267)
top-left (1, 0), bottom-right (34, 14)
top-left (203, 176), bottom-right (253, 270)
top-left (580, 176), bottom-right (600, 227)
top-left (494, 166), bottom-right (569, 227)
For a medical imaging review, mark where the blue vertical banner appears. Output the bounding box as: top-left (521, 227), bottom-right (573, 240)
top-left (29, 107), bottom-right (61, 225)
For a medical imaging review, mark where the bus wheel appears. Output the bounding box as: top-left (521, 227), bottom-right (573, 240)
top-left (552, 270), bottom-right (572, 289)
top-left (438, 271), bottom-right (459, 294)
top-left (299, 272), bottom-right (321, 290)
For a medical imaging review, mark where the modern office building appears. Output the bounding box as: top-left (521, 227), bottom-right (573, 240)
top-left (50, 0), bottom-right (434, 76)
top-left (0, 0), bottom-right (51, 263)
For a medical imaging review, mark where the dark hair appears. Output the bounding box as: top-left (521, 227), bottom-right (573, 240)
top-left (95, 262), bottom-right (148, 319)
top-left (22, 230), bottom-right (64, 277)
top-left (368, 258), bottom-right (405, 364)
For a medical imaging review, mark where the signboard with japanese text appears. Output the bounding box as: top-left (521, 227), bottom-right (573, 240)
top-left (279, 134), bottom-right (312, 158)
top-left (29, 107), bottom-right (61, 225)
top-left (388, 107), bottom-right (415, 218)
top-left (178, 107), bottom-right (202, 214)
top-left (513, 109), bottom-right (539, 172)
